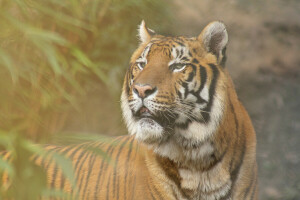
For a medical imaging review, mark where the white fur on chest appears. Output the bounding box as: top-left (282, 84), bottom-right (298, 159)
top-left (153, 139), bottom-right (214, 163)
top-left (179, 161), bottom-right (231, 200)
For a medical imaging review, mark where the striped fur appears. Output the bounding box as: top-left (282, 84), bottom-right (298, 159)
top-left (121, 21), bottom-right (257, 199)
top-left (1, 21), bottom-right (257, 199)
top-left (2, 137), bottom-right (178, 199)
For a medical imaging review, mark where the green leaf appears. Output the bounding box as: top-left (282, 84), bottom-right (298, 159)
top-left (71, 48), bottom-right (93, 67)
top-left (31, 39), bottom-right (62, 75)
top-left (51, 152), bottom-right (78, 193)
top-left (42, 188), bottom-right (76, 199)
top-left (26, 28), bottom-right (69, 46)
top-left (0, 157), bottom-right (14, 178)
top-left (0, 48), bottom-right (18, 84)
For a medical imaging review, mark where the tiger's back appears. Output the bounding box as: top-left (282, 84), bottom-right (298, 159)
top-left (29, 136), bottom-right (171, 199)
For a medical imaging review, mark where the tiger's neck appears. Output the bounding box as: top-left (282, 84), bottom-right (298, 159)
top-left (146, 78), bottom-right (243, 198)
top-left (150, 75), bottom-right (233, 168)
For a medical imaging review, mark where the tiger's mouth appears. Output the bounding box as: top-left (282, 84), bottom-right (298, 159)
top-left (133, 106), bottom-right (175, 128)
top-left (134, 106), bottom-right (158, 122)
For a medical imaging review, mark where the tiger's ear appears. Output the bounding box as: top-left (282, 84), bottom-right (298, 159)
top-left (138, 20), bottom-right (155, 44)
top-left (198, 21), bottom-right (228, 66)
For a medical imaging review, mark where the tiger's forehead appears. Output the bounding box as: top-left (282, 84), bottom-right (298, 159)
top-left (138, 36), bottom-right (199, 60)
top-left (151, 36), bottom-right (197, 46)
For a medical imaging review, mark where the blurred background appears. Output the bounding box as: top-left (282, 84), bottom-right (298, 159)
top-left (0, 0), bottom-right (299, 199)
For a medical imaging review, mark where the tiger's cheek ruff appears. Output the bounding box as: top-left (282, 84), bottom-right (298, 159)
top-left (175, 88), bottom-right (225, 143)
top-left (152, 88), bottom-right (226, 163)
top-left (172, 63), bottom-right (226, 144)
top-left (121, 91), bottom-right (137, 136)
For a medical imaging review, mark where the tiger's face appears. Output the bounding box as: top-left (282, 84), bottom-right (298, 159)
top-left (121, 21), bottom-right (228, 147)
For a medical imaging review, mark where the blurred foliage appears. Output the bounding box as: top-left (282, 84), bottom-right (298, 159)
top-left (0, 0), bottom-right (173, 139)
top-left (0, 0), bottom-right (173, 198)
top-left (0, 130), bottom-right (77, 199)
top-left (0, 131), bottom-right (125, 199)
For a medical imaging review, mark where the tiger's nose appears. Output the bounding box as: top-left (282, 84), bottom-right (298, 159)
top-left (133, 84), bottom-right (157, 98)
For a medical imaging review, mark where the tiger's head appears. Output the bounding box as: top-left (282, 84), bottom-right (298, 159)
top-left (121, 21), bottom-right (229, 153)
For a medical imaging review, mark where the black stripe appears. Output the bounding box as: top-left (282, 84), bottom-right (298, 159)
top-left (229, 97), bottom-right (240, 171)
top-left (201, 64), bottom-right (219, 122)
top-left (167, 49), bottom-right (171, 58)
top-left (113, 138), bottom-right (130, 199)
top-left (50, 146), bottom-right (74, 189)
top-left (82, 143), bottom-right (104, 199)
top-left (147, 184), bottom-right (157, 200)
top-left (186, 64), bottom-right (196, 83)
top-left (193, 65), bottom-right (208, 104)
top-left (156, 156), bottom-right (189, 199)
top-left (248, 163), bottom-right (258, 200)
top-left (186, 71), bottom-right (194, 82)
top-left (181, 81), bottom-right (189, 99)
top-left (190, 64), bottom-right (207, 104)
top-left (123, 137), bottom-right (135, 200)
top-left (175, 41), bottom-right (185, 47)
top-left (192, 58), bottom-right (199, 64)
top-left (204, 146), bottom-right (228, 172)
top-left (152, 184), bottom-right (164, 200)
top-left (179, 49), bottom-right (184, 58)
top-left (39, 146), bottom-right (62, 193)
top-left (229, 124), bottom-right (247, 197)
top-left (198, 65), bottom-right (207, 93)
top-left (93, 145), bottom-right (113, 199)
top-left (250, 175), bottom-right (257, 200)
top-left (77, 151), bottom-right (93, 195)
top-left (175, 87), bottom-right (183, 99)
top-left (208, 64), bottom-right (220, 102)
top-left (40, 146), bottom-right (61, 168)
top-left (93, 140), bottom-right (117, 199)
top-left (220, 47), bottom-right (227, 67)
top-left (243, 162), bottom-right (256, 199)
top-left (181, 56), bottom-right (189, 61)
top-left (175, 118), bottom-right (192, 129)
top-left (129, 144), bottom-right (139, 200)
top-left (125, 69), bottom-right (130, 95)
top-left (106, 173), bottom-right (111, 200)
top-left (73, 145), bottom-right (89, 171)
top-left (70, 143), bottom-right (94, 196)
top-left (174, 37), bottom-right (184, 42)
top-left (176, 49), bottom-right (179, 57)
top-left (59, 143), bottom-right (86, 190)
top-left (31, 154), bottom-right (40, 163)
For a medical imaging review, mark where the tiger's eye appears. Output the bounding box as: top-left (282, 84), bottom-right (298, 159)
top-left (169, 63), bottom-right (186, 72)
top-left (137, 62), bottom-right (146, 69)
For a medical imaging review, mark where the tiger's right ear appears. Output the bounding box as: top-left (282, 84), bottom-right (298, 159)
top-left (198, 21), bottom-right (228, 66)
top-left (138, 20), bottom-right (155, 44)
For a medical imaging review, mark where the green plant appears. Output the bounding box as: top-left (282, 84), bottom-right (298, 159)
top-left (0, 130), bottom-right (77, 199)
top-left (0, 0), bottom-right (173, 139)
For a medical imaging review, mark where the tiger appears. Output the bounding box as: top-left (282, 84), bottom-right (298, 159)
top-left (1, 21), bottom-right (257, 200)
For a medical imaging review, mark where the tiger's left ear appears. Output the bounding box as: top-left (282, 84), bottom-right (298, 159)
top-left (138, 20), bottom-right (155, 44)
top-left (198, 21), bottom-right (228, 66)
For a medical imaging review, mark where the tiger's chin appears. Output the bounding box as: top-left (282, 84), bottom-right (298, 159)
top-left (134, 118), bottom-right (166, 144)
